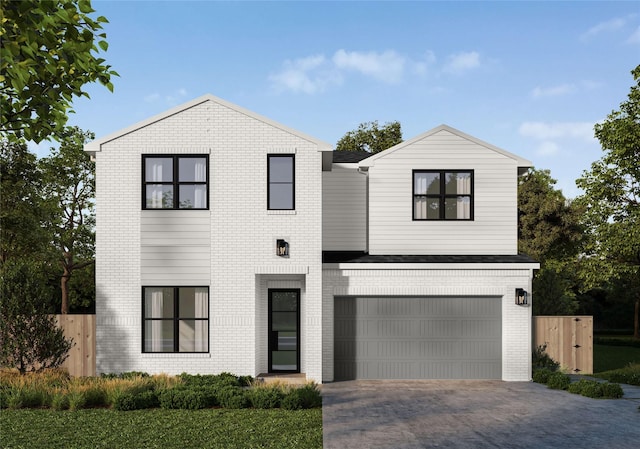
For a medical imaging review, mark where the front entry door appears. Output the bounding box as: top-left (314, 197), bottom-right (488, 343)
top-left (268, 289), bottom-right (300, 373)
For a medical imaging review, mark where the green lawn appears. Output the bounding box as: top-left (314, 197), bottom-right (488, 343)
top-left (593, 344), bottom-right (640, 373)
top-left (0, 408), bottom-right (323, 449)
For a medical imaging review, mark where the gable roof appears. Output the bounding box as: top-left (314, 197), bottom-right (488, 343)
top-left (84, 94), bottom-right (333, 153)
top-left (358, 124), bottom-right (532, 169)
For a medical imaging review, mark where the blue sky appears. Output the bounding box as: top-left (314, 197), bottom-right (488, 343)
top-left (44, 0), bottom-right (639, 198)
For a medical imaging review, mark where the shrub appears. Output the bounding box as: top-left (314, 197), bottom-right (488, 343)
top-left (567, 379), bottom-right (624, 399)
top-left (101, 371), bottom-right (150, 380)
top-left (238, 375), bottom-right (254, 387)
top-left (532, 368), bottom-right (553, 384)
top-left (159, 387), bottom-right (217, 410)
top-left (51, 392), bottom-right (70, 410)
top-left (532, 344), bottom-right (559, 371)
top-left (599, 382), bottom-right (624, 399)
top-left (114, 390), bottom-right (160, 411)
top-left (5, 386), bottom-right (48, 409)
top-left (216, 386), bottom-right (249, 409)
top-left (594, 363), bottom-right (640, 386)
top-left (67, 390), bottom-right (87, 411)
top-left (281, 384), bottom-right (322, 410)
top-left (546, 372), bottom-right (570, 390)
top-left (249, 386), bottom-right (284, 409)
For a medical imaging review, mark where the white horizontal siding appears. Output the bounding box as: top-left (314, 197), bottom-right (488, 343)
top-left (368, 130), bottom-right (519, 255)
top-left (140, 210), bottom-right (211, 283)
top-left (322, 166), bottom-right (366, 251)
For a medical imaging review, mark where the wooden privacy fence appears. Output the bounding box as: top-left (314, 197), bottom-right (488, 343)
top-left (533, 316), bottom-right (593, 375)
top-left (54, 314), bottom-right (95, 377)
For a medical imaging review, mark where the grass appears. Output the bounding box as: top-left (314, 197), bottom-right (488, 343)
top-left (0, 408), bottom-right (323, 449)
top-left (593, 344), bottom-right (640, 373)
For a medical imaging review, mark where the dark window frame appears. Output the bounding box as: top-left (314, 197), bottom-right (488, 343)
top-left (142, 286), bottom-right (210, 354)
top-left (142, 155), bottom-right (209, 210)
top-left (267, 154), bottom-right (295, 210)
top-left (412, 169), bottom-right (474, 221)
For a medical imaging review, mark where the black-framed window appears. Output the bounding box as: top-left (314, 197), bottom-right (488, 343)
top-left (267, 154), bottom-right (295, 210)
top-left (143, 155), bottom-right (209, 209)
top-left (142, 287), bottom-right (209, 353)
top-left (413, 170), bottom-right (473, 220)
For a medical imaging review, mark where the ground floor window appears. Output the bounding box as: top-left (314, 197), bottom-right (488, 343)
top-left (143, 286), bottom-right (209, 353)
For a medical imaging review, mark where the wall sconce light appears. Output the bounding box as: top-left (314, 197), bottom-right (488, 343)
top-left (276, 239), bottom-right (289, 257)
top-left (515, 288), bottom-right (528, 306)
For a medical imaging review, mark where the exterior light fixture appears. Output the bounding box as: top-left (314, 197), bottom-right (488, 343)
top-left (515, 288), bottom-right (528, 306)
top-left (276, 239), bottom-right (289, 257)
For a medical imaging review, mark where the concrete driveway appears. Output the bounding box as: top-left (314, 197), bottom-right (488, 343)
top-left (322, 380), bottom-right (640, 449)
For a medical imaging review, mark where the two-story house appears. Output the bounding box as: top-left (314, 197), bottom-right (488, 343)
top-left (85, 94), bottom-right (538, 382)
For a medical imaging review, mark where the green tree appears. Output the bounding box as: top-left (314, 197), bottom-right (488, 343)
top-left (0, 140), bottom-right (52, 263)
top-left (576, 64), bottom-right (640, 338)
top-left (0, 0), bottom-right (117, 143)
top-left (336, 120), bottom-right (402, 153)
top-left (518, 168), bottom-right (584, 315)
top-left (518, 169), bottom-right (584, 263)
top-left (0, 259), bottom-right (73, 374)
top-left (40, 127), bottom-right (95, 314)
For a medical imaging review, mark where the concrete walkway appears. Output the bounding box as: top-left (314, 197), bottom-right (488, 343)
top-left (322, 380), bottom-right (640, 449)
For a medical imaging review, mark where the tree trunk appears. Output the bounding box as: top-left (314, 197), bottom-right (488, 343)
top-left (60, 258), bottom-right (71, 314)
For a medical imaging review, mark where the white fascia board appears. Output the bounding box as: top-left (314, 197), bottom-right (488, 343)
top-left (323, 262), bottom-right (540, 270)
top-left (358, 124), bottom-right (533, 169)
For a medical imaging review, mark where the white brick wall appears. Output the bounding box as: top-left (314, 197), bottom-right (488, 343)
top-left (94, 98), bottom-right (324, 380)
top-left (322, 266), bottom-right (535, 382)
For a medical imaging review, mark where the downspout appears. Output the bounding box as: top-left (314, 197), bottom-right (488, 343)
top-left (357, 167), bottom-right (369, 253)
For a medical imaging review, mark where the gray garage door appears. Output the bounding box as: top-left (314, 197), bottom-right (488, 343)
top-left (334, 296), bottom-right (502, 380)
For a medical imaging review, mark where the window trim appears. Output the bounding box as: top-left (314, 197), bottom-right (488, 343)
top-left (267, 154), bottom-right (295, 211)
top-left (141, 286), bottom-right (210, 354)
top-left (412, 169), bottom-right (474, 221)
top-left (142, 155), bottom-right (209, 210)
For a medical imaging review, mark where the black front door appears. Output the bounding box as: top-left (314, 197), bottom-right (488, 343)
top-left (268, 289), bottom-right (300, 373)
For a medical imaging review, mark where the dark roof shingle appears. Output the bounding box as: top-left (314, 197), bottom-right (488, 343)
top-left (322, 251), bottom-right (538, 264)
top-left (332, 151), bottom-right (372, 163)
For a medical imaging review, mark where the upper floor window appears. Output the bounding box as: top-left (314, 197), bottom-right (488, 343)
top-left (143, 286), bottom-right (209, 353)
top-left (143, 155), bottom-right (208, 209)
top-left (413, 170), bottom-right (473, 220)
top-left (267, 154), bottom-right (295, 210)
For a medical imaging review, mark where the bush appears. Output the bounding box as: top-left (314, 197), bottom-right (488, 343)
top-left (216, 386), bottom-right (249, 409)
top-left (249, 386), bottom-right (284, 409)
top-left (67, 390), bottom-right (86, 411)
top-left (532, 368), bottom-right (553, 384)
top-left (101, 371), bottom-right (150, 380)
top-left (532, 344), bottom-right (560, 371)
top-left (159, 387), bottom-right (217, 410)
top-left (599, 382), bottom-right (624, 399)
top-left (281, 384), bottom-right (322, 410)
top-left (546, 372), bottom-right (570, 390)
top-left (114, 390), bottom-right (160, 411)
top-left (567, 379), bottom-right (624, 399)
top-left (5, 387), bottom-right (48, 409)
top-left (594, 363), bottom-right (640, 386)
top-left (51, 392), bottom-right (69, 410)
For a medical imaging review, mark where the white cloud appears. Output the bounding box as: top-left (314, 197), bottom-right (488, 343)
top-left (531, 84), bottom-right (576, 98)
top-left (535, 141), bottom-right (560, 156)
top-left (581, 17), bottom-right (627, 41)
top-left (627, 26), bottom-right (640, 44)
top-left (144, 89), bottom-right (188, 105)
top-left (269, 54), bottom-right (341, 94)
top-left (332, 49), bottom-right (405, 83)
top-left (442, 51), bottom-right (481, 74)
top-left (519, 121), bottom-right (595, 142)
top-left (412, 50), bottom-right (437, 76)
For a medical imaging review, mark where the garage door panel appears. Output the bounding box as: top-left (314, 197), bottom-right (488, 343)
top-left (334, 296), bottom-right (502, 380)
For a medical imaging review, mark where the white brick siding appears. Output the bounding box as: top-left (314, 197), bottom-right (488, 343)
top-left (94, 97), bottom-right (325, 381)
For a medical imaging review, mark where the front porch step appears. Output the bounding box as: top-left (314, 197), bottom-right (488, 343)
top-left (256, 373), bottom-right (308, 385)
